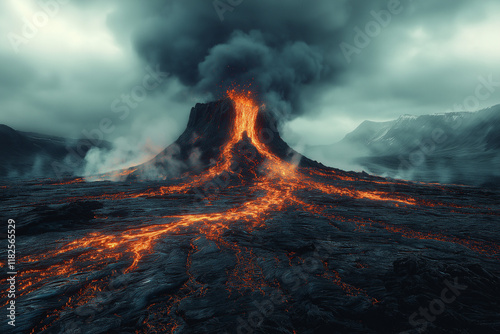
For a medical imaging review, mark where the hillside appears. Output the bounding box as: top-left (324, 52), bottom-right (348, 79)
top-left (304, 106), bottom-right (500, 187)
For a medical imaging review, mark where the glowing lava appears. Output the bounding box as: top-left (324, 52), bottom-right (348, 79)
top-left (12, 89), bottom-right (499, 333)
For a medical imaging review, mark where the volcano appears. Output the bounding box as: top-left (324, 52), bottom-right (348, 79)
top-left (129, 90), bottom-right (330, 181)
top-left (1, 90), bottom-right (500, 334)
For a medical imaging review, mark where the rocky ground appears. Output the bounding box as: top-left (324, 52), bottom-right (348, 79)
top-left (1, 173), bottom-right (499, 334)
top-left (1, 97), bottom-right (499, 333)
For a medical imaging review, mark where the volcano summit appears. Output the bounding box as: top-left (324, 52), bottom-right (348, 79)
top-left (1, 91), bottom-right (500, 334)
top-left (130, 90), bottom-right (326, 181)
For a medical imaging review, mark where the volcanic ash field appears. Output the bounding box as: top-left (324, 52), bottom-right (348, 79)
top-left (1, 91), bottom-right (500, 334)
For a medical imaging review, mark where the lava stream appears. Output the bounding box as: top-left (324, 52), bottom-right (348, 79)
top-left (10, 89), bottom-right (499, 333)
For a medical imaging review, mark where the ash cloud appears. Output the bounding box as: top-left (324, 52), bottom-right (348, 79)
top-left (104, 0), bottom-right (500, 123)
top-left (1, 0), bottom-right (500, 178)
top-left (106, 0), bottom-right (358, 118)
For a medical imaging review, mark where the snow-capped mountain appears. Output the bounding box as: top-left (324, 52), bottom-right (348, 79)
top-left (304, 105), bottom-right (500, 187)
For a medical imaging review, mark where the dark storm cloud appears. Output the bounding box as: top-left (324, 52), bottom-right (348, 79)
top-left (0, 0), bottom-right (193, 140)
top-left (106, 0), bottom-right (365, 117)
top-left (103, 0), bottom-right (500, 123)
top-left (0, 0), bottom-right (499, 148)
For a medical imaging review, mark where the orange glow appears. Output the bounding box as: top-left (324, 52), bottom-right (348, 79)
top-left (17, 89), bottom-right (497, 332)
top-left (50, 177), bottom-right (85, 185)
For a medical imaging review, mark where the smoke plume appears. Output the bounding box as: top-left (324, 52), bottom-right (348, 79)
top-left (106, 0), bottom-right (369, 118)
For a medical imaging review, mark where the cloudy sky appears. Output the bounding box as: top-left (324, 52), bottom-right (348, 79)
top-left (1, 0), bottom-right (499, 149)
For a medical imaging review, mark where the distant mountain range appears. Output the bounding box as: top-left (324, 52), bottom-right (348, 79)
top-left (2, 105), bottom-right (499, 187)
top-left (0, 124), bottom-right (110, 179)
top-left (304, 105), bottom-right (500, 187)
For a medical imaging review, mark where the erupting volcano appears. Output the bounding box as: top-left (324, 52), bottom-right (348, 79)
top-left (1, 90), bottom-right (499, 334)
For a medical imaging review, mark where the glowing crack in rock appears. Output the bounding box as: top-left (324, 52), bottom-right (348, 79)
top-left (6, 89), bottom-right (499, 333)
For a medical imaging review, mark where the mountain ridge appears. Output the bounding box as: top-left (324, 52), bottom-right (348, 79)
top-left (304, 105), bottom-right (500, 187)
top-left (0, 124), bottom-right (111, 179)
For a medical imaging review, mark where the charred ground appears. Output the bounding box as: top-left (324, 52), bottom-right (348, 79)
top-left (1, 91), bottom-right (499, 334)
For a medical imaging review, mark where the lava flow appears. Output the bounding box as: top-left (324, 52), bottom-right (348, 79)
top-left (4, 89), bottom-right (499, 333)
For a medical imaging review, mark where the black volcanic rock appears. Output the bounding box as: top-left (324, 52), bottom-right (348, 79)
top-left (2, 173), bottom-right (500, 334)
top-left (151, 99), bottom-right (235, 168)
top-left (16, 201), bottom-right (104, 235)
top-left (374, 256), bottom-right (500, 333)
top-left (131, 98), bottom-right (328, 180)
top-left (3, 99), bottom-right (499, 334)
